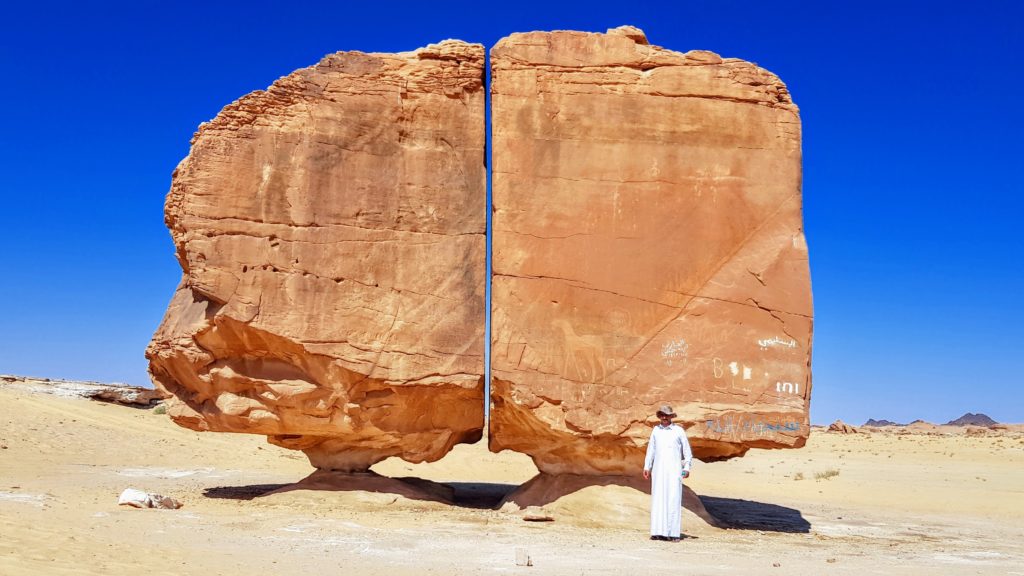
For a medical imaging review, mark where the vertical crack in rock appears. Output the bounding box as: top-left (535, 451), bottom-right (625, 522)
top-left (147, 41), bottom-right (487, 472)
top-left (489, 27), bottom-right (813, 474)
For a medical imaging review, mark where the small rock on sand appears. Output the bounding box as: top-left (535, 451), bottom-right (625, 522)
top-left (522, 506), bottom-right (554, 522)
top-left (117, 488), bottom-right (182, 510)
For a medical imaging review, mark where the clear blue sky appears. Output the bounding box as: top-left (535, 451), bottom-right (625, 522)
top-left (1, 1), bottom-right (1020, 425)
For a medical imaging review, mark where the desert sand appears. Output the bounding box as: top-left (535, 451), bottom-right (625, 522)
top-left (1, 386), bottom-right (1022, 575)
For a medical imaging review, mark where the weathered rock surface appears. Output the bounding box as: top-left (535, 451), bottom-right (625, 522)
top-left (490, 27), bottom-right (812, 474)
top-left (146, 41), bottom-right (487, 471)
top-left (0, 375), bottom-right (169, 406)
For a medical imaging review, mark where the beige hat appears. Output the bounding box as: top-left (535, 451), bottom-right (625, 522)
top-left (656, 405), bottom-right (676, 417)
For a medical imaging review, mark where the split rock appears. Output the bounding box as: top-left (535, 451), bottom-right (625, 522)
top-left (146, 41), bottom-right (487, 471)
top-left (490, 28), bottom-right (812, 474)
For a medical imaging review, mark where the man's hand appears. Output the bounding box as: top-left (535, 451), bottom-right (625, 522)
top-left (643, 469), bottom-right (650, 480)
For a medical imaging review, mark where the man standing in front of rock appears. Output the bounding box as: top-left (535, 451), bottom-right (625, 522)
top-left (643, 405), bottom-right (693, 541)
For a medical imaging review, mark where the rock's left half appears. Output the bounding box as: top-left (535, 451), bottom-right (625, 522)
top-left (146, 41), bottom-right (487, 472)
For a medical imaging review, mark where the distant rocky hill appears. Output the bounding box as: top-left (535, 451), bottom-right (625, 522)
top-left (828, 419), bottom-right (860, 434)
top-left (0, 374), bottom-right (166, 406)
top-left (945, 413), bottom-right (998, 427)
top-left (864, 419), bottom-right (902, 427)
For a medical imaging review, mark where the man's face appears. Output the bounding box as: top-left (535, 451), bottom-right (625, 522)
top-left (658, 413), bottom-right (672, 426)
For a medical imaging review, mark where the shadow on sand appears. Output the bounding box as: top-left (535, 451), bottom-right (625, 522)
top-left (203, 472), bottom-right (518, 509)
top-left (698, 496), bottom-right (811, 533)
top-left (203, 484), bottom-right (289, 501)
top-left (203, 474), bottom-right (810, 532)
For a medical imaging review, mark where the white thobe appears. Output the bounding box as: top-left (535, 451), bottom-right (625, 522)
top-left (643, 424), bottom-right (693, 538)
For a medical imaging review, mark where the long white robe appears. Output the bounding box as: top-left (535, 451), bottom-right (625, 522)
top-left (643, 424), bottom-right (693, 537)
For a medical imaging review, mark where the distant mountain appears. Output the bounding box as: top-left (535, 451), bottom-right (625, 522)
top-left (863, 419), bottom-right (902, 427)
top-left (945, 413), bottom-right (998, 427)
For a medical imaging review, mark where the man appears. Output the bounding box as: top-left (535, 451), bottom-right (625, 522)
top-left (642, 404), bottom-right (693, 541)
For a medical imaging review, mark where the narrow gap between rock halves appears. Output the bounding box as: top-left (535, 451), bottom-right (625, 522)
top-left (483, 48), bottom-right (494, 428)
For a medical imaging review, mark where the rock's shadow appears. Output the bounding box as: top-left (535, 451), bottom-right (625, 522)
top-left (698, 495), bottom-right (811, 533)
top-left (203, 484), bottom-right (287, 501)
top-left (200, 475), bottom-right (810, 533)
top-left (444, 482), bottom-right (519, 509)
top-left (202, 473), bottom-right (518, 509)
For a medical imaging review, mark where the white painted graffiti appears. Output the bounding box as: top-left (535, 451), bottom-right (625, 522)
top-left (660, 339), bottom-right (688, 366)
top-left (711, 357), bottom-right (757, 394)
top-left (776, 381), bottom-right (800, 395)
top-left (692, 164), bottom-right (740, 203)
top-left (758, 336), bottom-right (797, 350)
top-left (713, 358), bottom-right (754, 381)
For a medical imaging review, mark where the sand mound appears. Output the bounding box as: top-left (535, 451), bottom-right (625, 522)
top-left (905, 419), bottom-right (938, 431)
top-left (500, 473), bottom-right (722, 532)
top-left (257, 470), bottom-right (454, 510)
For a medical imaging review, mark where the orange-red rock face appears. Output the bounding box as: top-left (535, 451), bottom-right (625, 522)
top-left (146, 41), bottom-right (487, 472)
top-left (490, 28), bottom-right (813, 474)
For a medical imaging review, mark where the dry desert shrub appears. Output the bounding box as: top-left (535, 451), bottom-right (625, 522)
top-left (815, 469), bottom-right (840, 481)
top-left (794, 472), bottom-right (805, 481)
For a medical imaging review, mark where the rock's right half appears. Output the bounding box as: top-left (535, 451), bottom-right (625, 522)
top-left (490, 27), bottom-right (813, 474)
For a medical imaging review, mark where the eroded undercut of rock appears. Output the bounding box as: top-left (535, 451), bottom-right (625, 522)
top-left (490, 27), bottom-right (813, 475)
top-left (146, 41), bottom-right (487, 472)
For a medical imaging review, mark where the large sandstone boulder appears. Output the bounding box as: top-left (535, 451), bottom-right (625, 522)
top-left (146, 41), bottom-right (487, 472)
top-left (490, 27), bottom-right (812, 474)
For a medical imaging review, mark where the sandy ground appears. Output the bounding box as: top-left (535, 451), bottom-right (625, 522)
top-left (1, 387), bottom-right (1022, 575)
